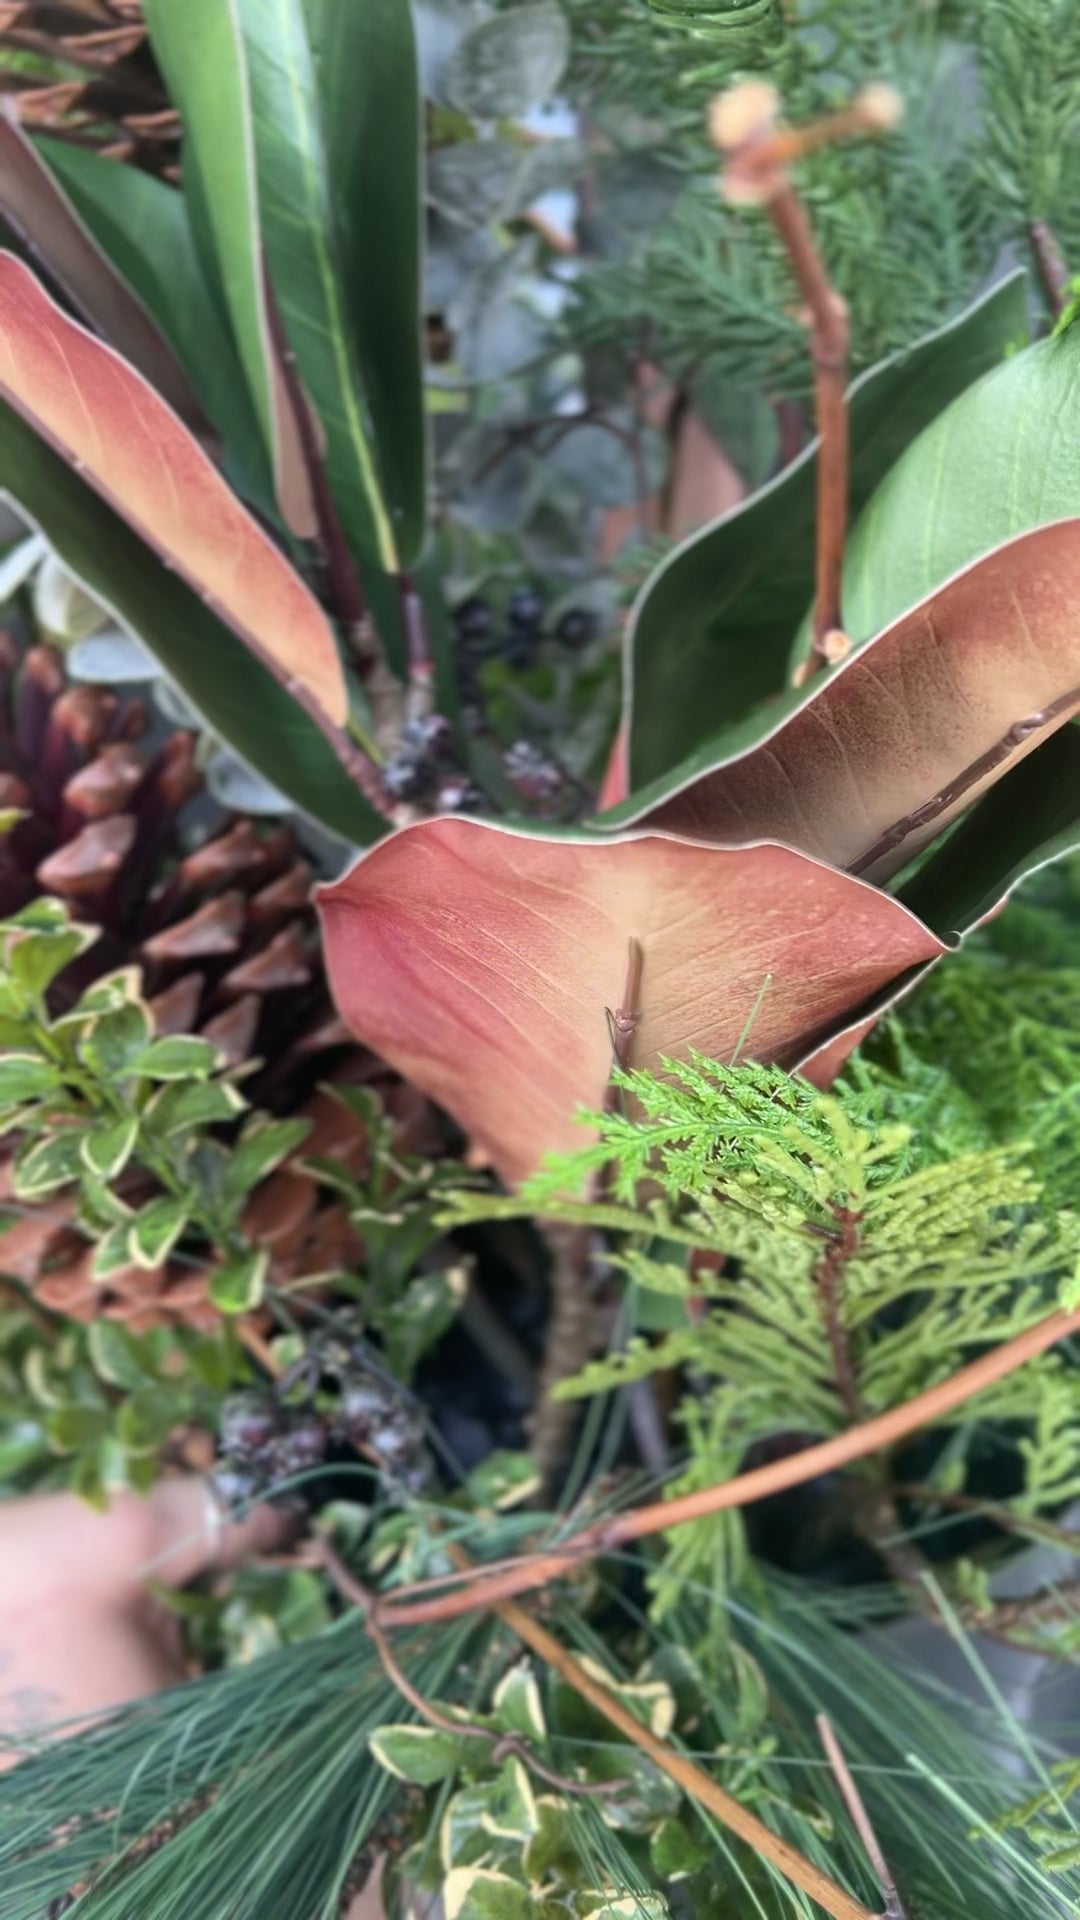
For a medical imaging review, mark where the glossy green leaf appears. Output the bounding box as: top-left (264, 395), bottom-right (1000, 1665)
top-left (304, 0), bottom-right (427, 567)
top-left (128, 1195), bottom-right (192, 1269)
top-left (623, 273), bottom-right (1028, 791)
top-left (492, 1662), bottom-right (546, 1743)
top-left (0, 400), bottom-right (383, 843)
top-left (146, 1080), bottom-right (246, 1138)
top-left (0, 1053), bottom-right (61, 1102)
top-left (87, 1321), bottom-right (152, 1392)
top-left (143, 0), bottom-right (316, 538)
top-left (443, 1868), bottom-right (532, 1920)
top-left (370, 1721), bottom-right (473, 1787)
top-left (233, 0), bottom-right (399, 574)
top-left (841, 312), bottom-right (1080, 642)
top-left (6, 922), bottom-right (95, 1001)
top-left (80, 1114), bottom-right (139, 1182)
top-left (130, 1036), bottom-right (222, 1081)
top-left (33, 136), bottom-right (269, 506)
top-left (223, 1117), bottom-right (312, 1205)
top-left (209, 1247), bottom-right (268, 1315)
top-left (78, 1001), bottom-right (152, 1078)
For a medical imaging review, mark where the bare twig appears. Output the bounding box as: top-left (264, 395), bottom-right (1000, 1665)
top-left (375, 1303), bottom-right (1080, 1627)
top-left (1029, 219), bottom-right (1071, 321)
top-left (818, 1714), bottom-right (907, 1919)
top-left (709, 82), bottom-right (901, 682)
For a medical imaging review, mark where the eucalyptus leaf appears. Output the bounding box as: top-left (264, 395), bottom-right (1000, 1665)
top-left (443, 4), bottom-right (570, 121)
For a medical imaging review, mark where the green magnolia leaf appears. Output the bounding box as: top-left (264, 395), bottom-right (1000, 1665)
top-left (78, 1000), bottom-right (152, 1077)
top-left (223, 1117), bottom-right (312, 1205)
top-left (128, 1195), bottom-right (192, 1269)
top-left (443, 1867), bottom-right (532, 1920)
top-left (443, 4), bottom-right (570, 120)
top-left (208, 1247), bottom-right (269, 1315)
top-left (623, 272), bottom-right (1028, 790)
top-left (6, 922), bottom-right (95, 1002)
top-left (493, 1662), bottom-right (547, 1743)
top-left (0, 403), bottom-right (382, 841)
top-left (13, 1129), bottom-right (86, 1199)
top-left (146, 1080), bottom-right (246, 1137)
top-left (34, 137), bottom-right (270, 507)
top-left (143, 0), bottom-right (316, 538)
top-left (304, 0), bottom-right (427, 568)
top-left (80, 1114), bottom-right (139, 1181)
top-left (370, 1722), bottom-right (472, 1786)
top-left (841, 311), bottom-right (1080, 643)
top-left (0, 1053), bottom-right (62, 1102)
top-left (130, 1036), bottom-right (222, 1081)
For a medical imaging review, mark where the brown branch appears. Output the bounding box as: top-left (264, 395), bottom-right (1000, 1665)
top-left (1029, 219), bottom-right (1071, 321)
top-left (818, 1715), bottom-right (907, 1920)
top-left (848, 684), bottom-right (1080, 877)
top-left (376, 1304), bottom-right (1080, 1628)
top-left (497, 1592), bottom-right (878, 1920)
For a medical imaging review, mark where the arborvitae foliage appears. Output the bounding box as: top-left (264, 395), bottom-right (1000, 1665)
top-left (444, 1046), bottom-right (1080, 1609)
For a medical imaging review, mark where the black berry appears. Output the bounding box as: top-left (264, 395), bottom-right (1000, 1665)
top-left (453, 596), bottom-right (496, 646)
top-left (382, 753), bottom-right (429, 802)
top-left (507, 586), bottom-right (544, 632)
top-left (556, 606), bottom-right (597, 649)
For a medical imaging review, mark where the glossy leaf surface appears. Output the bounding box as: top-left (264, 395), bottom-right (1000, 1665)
top-left (0, 254), bottom-right (347, 726)
top-left (624, 274), bottom-right (1028, 789)
top-left (629, 523), bottom-right (1080, 883)
top-left (143, 0), bottom-right (316, 536)
top-left (0, 399), bottom-right (380, 842)
top-left (318, 819), bottom-right (945, 1185)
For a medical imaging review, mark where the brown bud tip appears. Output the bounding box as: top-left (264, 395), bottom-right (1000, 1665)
top-left (855, 83), bottom-right (903, 134)
top-left (709, 79), bottom-right (780, 153)
top-left (36, 814), bottom-right (135, 895)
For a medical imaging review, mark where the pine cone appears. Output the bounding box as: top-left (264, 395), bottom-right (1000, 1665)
top-left (0, 631), bottom-right (448, 1331)
top-left (0, 2), bottom-right (180, 179)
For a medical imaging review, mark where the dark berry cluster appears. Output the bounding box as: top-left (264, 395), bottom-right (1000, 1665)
top-left (213, 1352), bottom-right (430, 1507)
top-left (454, 589), bottom-right (598, 677)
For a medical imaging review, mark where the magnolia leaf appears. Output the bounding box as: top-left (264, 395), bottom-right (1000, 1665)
top-left (143, 0), bottom-right (317, 537)
top-left (208, 1247), bottom-right (268, 1315)
top-left (35, 137), bottom-right (269, 504)
top-left (443, 4), bottom-right (570, 120)
top-left (304, 0), bottom-right (427, 568)
top-left (0, 255), bottom-right (346, 727)
top-left (624, 272), bottom-right (1028, 789)
top-left (130, 1036), bottom-right (222, 1081)
top-left (443, 1867), bottom-right (533, 1920)
top-left (621, 522), bottom-right (1080, 885)
top-left (317, 818), bottom-right (945, 1185)
top-left (127, 1195), bottom-right (192, 1269)
top-left (842, 309), bottom-right (1080, 643)
top-left (0, 109), bottom-right (205, 429)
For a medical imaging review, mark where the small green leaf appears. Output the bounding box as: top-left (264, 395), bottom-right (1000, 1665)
top-left (187, 1329), bottom-right (240, 1391)
top-left (443, 1867), bottom-right (532, 1920)
top-left (369, 1722), bottom-right (472, 1786)
top-left (223, 1116), bottom-right (312, 1203)
top-left (46, 1402), bottom-right (111, 1453)
top-left (117, 1383), bottom-right (185, 1454)
top-left (129, 1035), bottom-right (222, 1079)
top-left (13, 1128), bottom-right (86, 1198)
top-left (0, 1013), bottom-right (32, 1050)
top-left (649, 1816), bottom-right (709, 1881)
top-left (208, 1247), bottom-right (268, 1314)
top-left (7, 924), bottom-right (96, 1001)
top-left (146, 1079), bottom-right (246, 1136)
top-left (492, 1662), bottom-right (546, 1743)
top-left (127, 1194), bottom-right (192, 1268)
top-left (0, 1053), bottom-right (63, 1102)
top-left (91, 1219), bottom-right (139, 1279)
top-left (465, 1449), bottom-right (540, 1512)
top-left (480, 1757), bottom-right (537, 1842)
top-left (79, 1001), bottom-right (153, 1076)
top-left (87, 1321), bottom-right (153, 1391)
top-left (81, 1113), bottom-right (139, 1180)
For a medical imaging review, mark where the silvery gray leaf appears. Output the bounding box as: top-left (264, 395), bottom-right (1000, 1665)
top-left (33, 552), bottom-right (107, 642)
top-left (206, 748), bottom-right (290, 816)
top-left (153, 677), bottom-right (203, 729)
top-left (67, 627), bottom-right (158, 684)
top-left (448, 237), bottom-right (550, 380)
top-left (0, 531), bottom-right (46, 604)
top-left (443, 3), bottom-right (569, 121)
